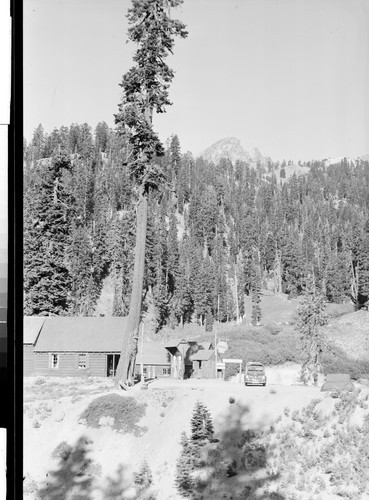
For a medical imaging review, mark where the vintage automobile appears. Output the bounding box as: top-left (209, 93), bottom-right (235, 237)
top-left (245, 362), bottom-right (267, 386)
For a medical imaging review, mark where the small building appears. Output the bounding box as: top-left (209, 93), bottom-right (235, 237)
top-left (191, 349), bottom-right (218, 379)
top-left (24, 316), bottom-right (171, 378)
top-left (164, 338), bottom-right (217, 379)
top-left (135, 342), bottom-right (172, 379)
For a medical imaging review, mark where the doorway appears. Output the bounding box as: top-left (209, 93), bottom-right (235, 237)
top-left (107, 354), bottom-right (120, 377)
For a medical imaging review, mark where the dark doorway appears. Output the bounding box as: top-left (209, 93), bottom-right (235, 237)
top-left (184, 365), bottom-right (193, 379)
top-left (107, 354), bottom-right (120, 377)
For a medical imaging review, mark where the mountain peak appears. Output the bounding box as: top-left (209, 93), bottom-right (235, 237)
top-left (201, 137), bottom-right (271, 166)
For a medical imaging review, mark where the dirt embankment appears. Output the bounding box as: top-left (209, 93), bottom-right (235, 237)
top-left (324, 310), bottom-right (369, 361)
top-left (24, 374), bottom-right (352, 500)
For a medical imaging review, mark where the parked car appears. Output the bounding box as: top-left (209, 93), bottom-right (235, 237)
top-left (245, 362), bottom-right (266, 386)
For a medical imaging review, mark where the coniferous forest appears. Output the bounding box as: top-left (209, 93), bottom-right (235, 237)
top-left (24, 122), bottom-right (369, 332)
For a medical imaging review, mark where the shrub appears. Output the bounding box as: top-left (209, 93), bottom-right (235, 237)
top-left (51, 441), bottom-right (73, 461)
top-left (134, 460), bottom-right (153, 492)
top-left (79, 394), bottom-right (147, 436)
top-left (225, 328), bottom-right (300, 376)
top-left (321, 345), bottom-right (369, 380)
top-left (264, 324), bottom-right (282, 336)
top-left (34, 377), bottom-right (46, 385)
top-left (23, 474), bottom-right (38, 495)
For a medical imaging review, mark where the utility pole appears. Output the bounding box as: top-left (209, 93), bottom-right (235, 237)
top-left (214, 328), bottom-right (218, 378)
top-left (140, 322), bottom-right (145, 383)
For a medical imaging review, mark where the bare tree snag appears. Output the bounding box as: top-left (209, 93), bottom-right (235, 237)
top-left (116, 185), bottom-right (148, 386)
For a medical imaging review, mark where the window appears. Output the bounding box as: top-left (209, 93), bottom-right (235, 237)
top-left (163, 368), bottom-right (171, 375)
top-left (143, 367), bottom-right (147, 374)
top-left (50, 354), bottom-right (59, 369)
top-left (78, 353), bottom-right (87, 369)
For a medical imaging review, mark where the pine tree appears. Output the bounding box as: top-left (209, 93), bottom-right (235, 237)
top-left (30, 123), bottom-right (47, 161)
top-left (175, 403), bottom-right (215, 498)
top-left (94, 121), bottom-right (110, 153)
top-left (175, 432), bottom-right (195, 498)
top-left (114, 0), bottom-right (187, 386)
top-left (357, 220), bottom-right (369, 308)
top-left (134, 460), bottom-right (153, 494)
top-left (282, 234), bottom-right (306, 296)
top-left (297, 275), bottom-right (328, 386)
top-left (213, 235), bottom-right (228, 322)
top-left (24, 153), bottom-right (74, 315)
top-left (325, 251), bottom-right (351, 303)
top-left (173, 243), bottom-right (193, 327)
top-left (167, 209), bottom-right (180, 296)
top-left (190, 401), bottom-right (214, 442)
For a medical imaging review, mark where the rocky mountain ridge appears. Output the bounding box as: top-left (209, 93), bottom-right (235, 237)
top-left (200, 137), bottom-right (272, 167)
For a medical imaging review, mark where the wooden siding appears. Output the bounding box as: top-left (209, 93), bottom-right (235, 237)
top-left (31, 350), bottom-right (169, 378)
top-left (88, 353), bottom-right (107, 377)
top-left (24, 345), bottom-right (35, 377)
top-left (134, 364), bottom-right (171, 378)
top-left (33, 352), bottom-right (109, 377)
top-left (192, 358), bottom-right (217, 379)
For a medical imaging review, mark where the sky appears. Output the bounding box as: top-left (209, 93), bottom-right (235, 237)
top-left (24, 0), bottom-right (369, 162)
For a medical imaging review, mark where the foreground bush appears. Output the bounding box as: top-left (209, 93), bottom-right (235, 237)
top-left (79, 394), bottom-right (147, 436)
top-left (270, 391), bottom-right (369, 498)
top-left (51, 441), bottom-right (73, 461)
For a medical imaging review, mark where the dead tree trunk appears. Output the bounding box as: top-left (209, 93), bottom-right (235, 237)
top-left (116, 185), bottom-right (148, 387)
top-left (234, 264), bottom-right (240, 324)
top-left (274, 249), bottom-right (282, 294)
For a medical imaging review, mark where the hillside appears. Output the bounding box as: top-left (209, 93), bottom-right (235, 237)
top-left (23, 376), bottom-right (369, 500)
top-left (324, 310), bottom-right (369, 361)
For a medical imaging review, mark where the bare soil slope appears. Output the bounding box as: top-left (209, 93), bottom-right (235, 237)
top-left (24, 376), bottom-right (325, 500)
top-left (324, 310), bottom-right (369, 361)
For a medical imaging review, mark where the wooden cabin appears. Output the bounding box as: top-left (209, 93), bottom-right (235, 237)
top-left (190, 349), bottom-right (218, 379)
top-left (23, 316), bottom-right (171, 378)
top-left (135, 342), bottom-right (172, 379)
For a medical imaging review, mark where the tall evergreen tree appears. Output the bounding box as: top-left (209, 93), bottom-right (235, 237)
top-left (175, 432), bottom-right (195, 498)
top-left (357, 220), bottom-right (369, 308)
top-left (296, 275), bottom-right (328, 386)
top-left (114, 0), bottom-right (187, 386)
top-left (24, 153), bottom-right (74, 315)
top-left (175, 402), bottom-right (215, 498)
top-left (190, 400), bottom-right (214, 442)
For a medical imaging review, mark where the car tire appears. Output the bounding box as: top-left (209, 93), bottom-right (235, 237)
top-left (262, 383), bottom-right (266, 386)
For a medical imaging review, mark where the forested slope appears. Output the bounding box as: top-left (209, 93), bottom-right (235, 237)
top-left (24, 123), bottom-right (369, 333)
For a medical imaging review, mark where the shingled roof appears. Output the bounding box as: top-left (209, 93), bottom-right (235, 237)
top-left (136, 342), bottom-right (170, 365)
top-left (24, 316), bottom-right (46, 345)
top-left (32, 316), bottom-right (128, 352)
top-left (190, 349), bottom-right (215, 361)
